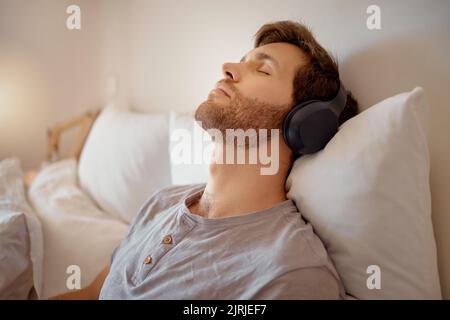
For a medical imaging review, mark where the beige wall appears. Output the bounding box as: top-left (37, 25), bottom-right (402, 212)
top-left (0, 0), bottom-right (103, 169)
top-left (1, 0), bottom-right (449, 298)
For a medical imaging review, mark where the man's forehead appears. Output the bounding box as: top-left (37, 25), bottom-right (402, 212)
top-left (242, 42), bottom-right (306, 68)
top-left (240, 50), bottom-right (280, 68)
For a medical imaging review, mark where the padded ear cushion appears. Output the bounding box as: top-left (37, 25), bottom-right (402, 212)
top-left (283, 101), bottom-right (339, 154)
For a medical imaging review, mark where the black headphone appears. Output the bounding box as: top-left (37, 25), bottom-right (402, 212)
top-left (282, 82), bottom-right (347, 155)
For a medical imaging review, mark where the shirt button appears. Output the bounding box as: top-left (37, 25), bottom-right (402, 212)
top-left (143, 255), bottom-right (152, 264)
top-left (162, 235), bottom-right (173, 245)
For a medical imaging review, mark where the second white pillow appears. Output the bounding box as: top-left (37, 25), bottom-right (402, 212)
top-left (78, 106), bottom-right (172, 223)
top-left (286, 87), bottom-right (441, 299)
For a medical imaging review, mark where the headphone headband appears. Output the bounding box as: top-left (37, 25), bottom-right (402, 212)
top-left (329, 82), bottom-right (347, 116)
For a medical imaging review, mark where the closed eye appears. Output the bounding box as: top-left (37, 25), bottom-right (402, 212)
top-left (258, 70), bottom-right (270, 75)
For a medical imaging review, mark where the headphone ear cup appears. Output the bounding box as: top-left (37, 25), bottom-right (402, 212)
top-left (299, 109), bottom-right (338, 153)
top-left (283, 102), bottom-right (339, 155)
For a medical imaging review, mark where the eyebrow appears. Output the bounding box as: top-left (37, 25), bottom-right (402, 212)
top-left (240, 52), bottom-right (280, 70)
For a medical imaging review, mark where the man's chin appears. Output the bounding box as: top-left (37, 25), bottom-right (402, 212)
top-left (194, 99), bottom-right (227, 129)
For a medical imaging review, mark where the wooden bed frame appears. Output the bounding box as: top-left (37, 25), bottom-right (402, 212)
top-left (46, 109), bottom-right (101, 162)
top-left (24, 109), bottom-right (101, 188)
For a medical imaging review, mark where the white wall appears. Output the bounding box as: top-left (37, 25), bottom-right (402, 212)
top-left (100, 0), bottom-right (450, 298)
top-left (0, 0), bottom-right (103, 169)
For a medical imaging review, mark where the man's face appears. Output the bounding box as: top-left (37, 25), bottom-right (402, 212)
top-left (195, 42), bottom-right (307, 134)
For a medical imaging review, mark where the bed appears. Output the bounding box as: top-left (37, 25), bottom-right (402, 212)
top-left (0, 90), bottom-right (446, 299)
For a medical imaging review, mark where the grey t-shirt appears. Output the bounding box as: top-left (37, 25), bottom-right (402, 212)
top-left (99, 183), bottom-right (346, 299)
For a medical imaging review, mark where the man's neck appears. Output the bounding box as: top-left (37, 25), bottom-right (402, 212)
top-left (189, 140), bottom-right (293, 219)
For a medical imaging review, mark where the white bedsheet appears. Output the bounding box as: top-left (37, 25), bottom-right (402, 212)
top-left (28, 158), bottom-right (128, 299)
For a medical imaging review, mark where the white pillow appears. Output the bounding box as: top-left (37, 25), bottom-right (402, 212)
top-left (78, 106), bottom-right (172, 223)
top-left (0, 157), bottom-right (44, 299)
top-left (28, 158), bottom-right (129, 299)
top-left (169, 110), bottom-right (211, 185)
top-left (286, 87), bottom-right (441, 299)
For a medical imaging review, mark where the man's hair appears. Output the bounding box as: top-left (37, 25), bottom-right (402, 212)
top-left (254, 20), bottom-right (358, 125)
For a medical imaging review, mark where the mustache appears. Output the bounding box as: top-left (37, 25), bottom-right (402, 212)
top-left (217, 79), bottom-right (239, 97)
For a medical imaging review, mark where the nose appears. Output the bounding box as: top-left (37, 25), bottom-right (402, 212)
top-left (222, 62), bottom-right (240, 81)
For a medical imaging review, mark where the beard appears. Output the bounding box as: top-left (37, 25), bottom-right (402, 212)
top-left (194, 81), bottom-right (292, 142)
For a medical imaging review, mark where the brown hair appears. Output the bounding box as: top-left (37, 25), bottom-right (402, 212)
top-left (254, 20), bottom-right (358, 125)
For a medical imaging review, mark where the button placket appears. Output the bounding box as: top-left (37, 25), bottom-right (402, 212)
top-left (132, 217), bottom-right (195, 285)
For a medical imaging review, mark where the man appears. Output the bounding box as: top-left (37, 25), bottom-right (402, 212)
top-left (54, 20), bottom-right (358, 300)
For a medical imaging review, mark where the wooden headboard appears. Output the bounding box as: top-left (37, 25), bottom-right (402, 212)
top-left (46, 109), bottom-right (101, 162)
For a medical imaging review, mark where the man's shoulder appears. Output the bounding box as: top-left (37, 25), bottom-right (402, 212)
top-left (267, 211), bottom-right (334, 270)
top-left (258, 212), bottom-right (345, 297)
